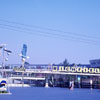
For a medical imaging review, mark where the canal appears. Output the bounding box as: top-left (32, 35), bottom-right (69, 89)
top-left (0, 87), bottom-right (100, 100)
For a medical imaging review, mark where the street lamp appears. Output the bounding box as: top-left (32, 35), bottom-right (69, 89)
top-left (0, 44), bottom-right (12, 77)
top-left (0, 44), bottom-right (6, 77)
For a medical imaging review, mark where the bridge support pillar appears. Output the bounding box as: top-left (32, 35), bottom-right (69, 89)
top-left (21, 72), bottom-right (24, 87)
top-left (51, 75), bottom-right (54, 87)
top-left (45, 82), bottom-right (49, 88)
top-left (77, 75), bottom-right (81, 88)
top-left (90, 78), bottom-right (93, 90)
top-left (45, 74), bottom-right (49, 88)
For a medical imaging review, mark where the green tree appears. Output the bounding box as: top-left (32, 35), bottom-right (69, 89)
top-left (63, 59), bottom-right (69, 66)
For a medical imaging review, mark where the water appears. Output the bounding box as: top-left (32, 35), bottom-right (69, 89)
top-left (0, 87), bottom-right (100, 100)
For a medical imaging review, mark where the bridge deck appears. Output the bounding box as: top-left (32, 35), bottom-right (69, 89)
top-left (0, 69), bottom-right (100, 76)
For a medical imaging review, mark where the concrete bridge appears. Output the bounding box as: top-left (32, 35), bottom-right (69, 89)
top-left (0, 68), bottom-right (100, 88)
top-left (1, 68), bottom-right (100, 76)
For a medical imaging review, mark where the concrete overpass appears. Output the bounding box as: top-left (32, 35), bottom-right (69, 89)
top-left (1, 69), bottom-right (100, 76)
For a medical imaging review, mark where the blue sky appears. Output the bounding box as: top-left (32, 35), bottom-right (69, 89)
top-left (0, 0), bottom-right (100, 64)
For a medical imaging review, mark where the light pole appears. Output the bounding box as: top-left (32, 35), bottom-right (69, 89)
top-left (0, 45), bottom-right (12, 78)
top-left (0, 44), bottom-right (12, 93)
top-left (0, 44), bottom-right (6, 77)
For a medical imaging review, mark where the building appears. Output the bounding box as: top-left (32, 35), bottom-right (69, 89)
top-left (89, 59), bottom-right (100, 67)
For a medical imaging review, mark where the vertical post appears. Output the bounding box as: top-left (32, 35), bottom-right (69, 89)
top-left (22, 72), bottom-right (24, 87)
top-left (22, 58), bottom-right (25, 87)
top-left (77, 76), bottom-right (81, 88)
top-left (90, 77), bottom-right (93, 90)
top-left (2, 47), bottom-right (5, 78)
top-left (52, 75), bottom-right (54, 87)
top-left (45, 74), bottom-right (49, 88)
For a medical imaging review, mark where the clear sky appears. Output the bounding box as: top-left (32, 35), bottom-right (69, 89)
top-left (0, 0), bottom-right (100, 64)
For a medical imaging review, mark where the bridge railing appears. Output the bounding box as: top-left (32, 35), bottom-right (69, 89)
top-left (9, 74), bottom-right (45, 78)
top-left (26, 69), bottom-right (52, 72)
